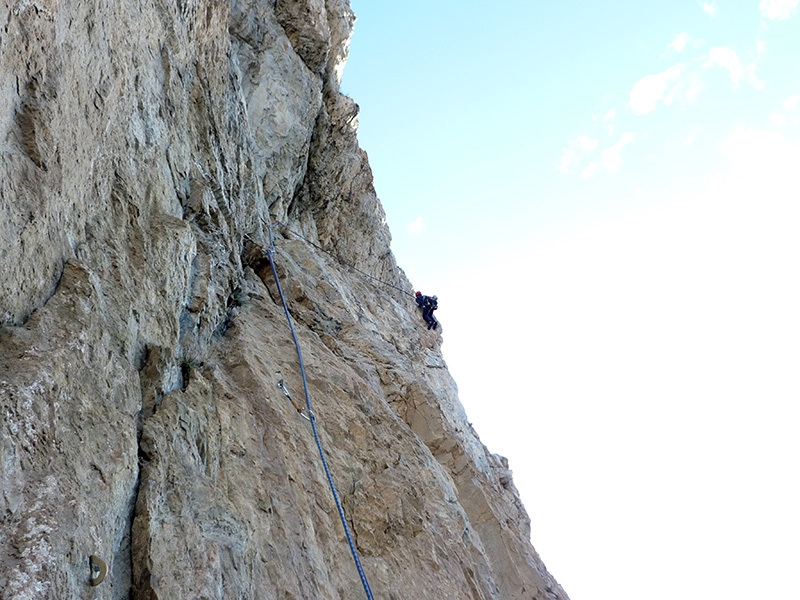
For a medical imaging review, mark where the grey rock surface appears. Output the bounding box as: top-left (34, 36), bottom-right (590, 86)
top-left (0, 1), bottom-right (570, 598)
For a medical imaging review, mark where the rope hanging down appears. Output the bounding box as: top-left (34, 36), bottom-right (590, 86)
top-left (266, 224), bottom-right (375, 600)
top-left (268, 219), bottom-right (415, 298)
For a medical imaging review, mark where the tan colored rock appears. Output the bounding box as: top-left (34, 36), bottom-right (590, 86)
top-left (1, 1), bottom-right (570, 599)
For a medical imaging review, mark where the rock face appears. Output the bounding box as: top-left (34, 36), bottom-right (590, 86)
top-left (0, 1), bottom-right (570, 599)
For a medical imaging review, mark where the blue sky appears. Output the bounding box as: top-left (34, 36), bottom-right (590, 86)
top-left (342, 2), bottom-right (799, 600)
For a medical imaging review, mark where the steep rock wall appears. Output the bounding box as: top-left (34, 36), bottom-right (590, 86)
top-left (0, 1), bottom-right (570, 599)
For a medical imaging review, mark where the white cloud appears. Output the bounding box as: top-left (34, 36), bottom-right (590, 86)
top-left (557, 148), bottom-right (578, 175)
top-left (407, 217), bottom-right (424, 235)
top-left (573, 133), bottom-right (635, 177)
top-left (719, 124), bottom-right (799, 171)
top-left (448, 124), bottom-right (800, 600)
top-left (770, 95), bottom-right (800, 127)
top-left (598, 111), bottom-right (616, 136)
top-left (741, 63), bottom-right (763, 89)
top-left (669, 33), bottom-right (690, 53)
top-left (684, 72), bottom-right (703, 103)
top-left (601, 132), bottom-right (635, 171)
top-left (682, 127), bottom-right (700, 146)
top-left (770, 113), bottom-right (788, 126)
top-left (580, 162), bottom-right (600, 180)
top-left (714, 126), bottom-right (800, 200)
top-left (702, 2), bottom-right (717, 17)
top-left (576, 136), bottom-right (599, 152)
top-left (705, 47), bottom-right (764, 88)
top-left (760, 0), bottom-right (799, 19)
top-left (558, 136), bottom-right (599, 174)
top-left (663, 81), bottom-right (683, 106)
top-left (629, 65), bottom-right (684, 115)
top-left (782, 94), bottom-right (800, 110)
top-left (706, 47), bottom-right (743, 83)
top-left (663, 71), bottom-right (704, 107)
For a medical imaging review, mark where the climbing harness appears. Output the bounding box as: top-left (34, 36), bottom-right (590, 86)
top-left (89, 555), bottom-right (107, 586)
top-left (266, 223), bottom-right (375, 600)
top-left (266, 218), bottom-right (415, 298)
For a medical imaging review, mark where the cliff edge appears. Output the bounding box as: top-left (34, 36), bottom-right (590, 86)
top-left (0, 1), bottom-right (569, 598)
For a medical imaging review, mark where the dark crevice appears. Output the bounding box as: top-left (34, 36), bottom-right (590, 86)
top-left (130, 373), bottom-right (149, 600)
top-left (11, 256), bottom-right (67, 329)
top-left (120, 467), bottom-right (139, 600)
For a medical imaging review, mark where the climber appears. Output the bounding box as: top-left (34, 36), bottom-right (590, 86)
top-left (415, 291), bottom-right (439, 330)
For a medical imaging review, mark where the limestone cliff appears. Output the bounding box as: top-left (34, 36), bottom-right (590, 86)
top-left (0, 1), bottom-right (570, 598)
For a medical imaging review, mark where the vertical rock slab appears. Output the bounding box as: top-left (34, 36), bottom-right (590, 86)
top-left (1, 0), bottom-right (572, 598)
top-left (132, 268), bottom-right (503, 599)
top-left (230, 5), bottom-right (323, 217)
top-left (0, 262), bottom-right (140, 599)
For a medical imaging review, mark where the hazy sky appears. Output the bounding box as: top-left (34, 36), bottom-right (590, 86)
top-left (342, 2), bottom-right (799, 600)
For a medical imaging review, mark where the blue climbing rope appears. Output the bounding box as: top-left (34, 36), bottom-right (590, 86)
top-left (266, 224), bottom-right (375, 600)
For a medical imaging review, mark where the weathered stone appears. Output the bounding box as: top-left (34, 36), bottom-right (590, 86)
top-left (0, 1), bottom-right (570, 599)
top-left (275, 0), bottom-right (332, 75)
top-left (0, 260), bottom-right (140, 599)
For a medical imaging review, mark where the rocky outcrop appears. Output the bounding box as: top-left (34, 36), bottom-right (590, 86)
top-left (0, 1), bottom-right (569, 599)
